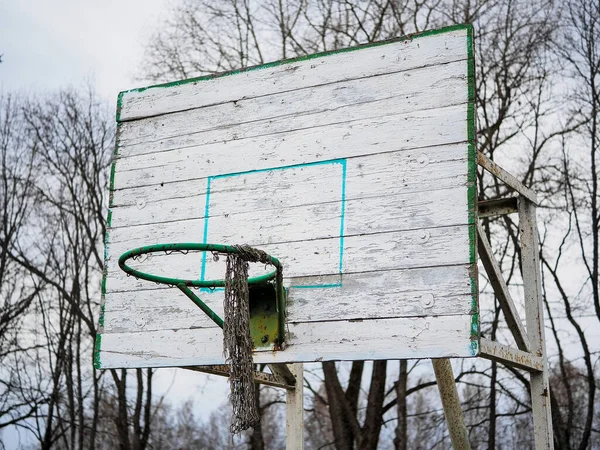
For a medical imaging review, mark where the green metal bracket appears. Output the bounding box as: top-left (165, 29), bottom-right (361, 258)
top-left (176, 283), bottom-right (224, 328)
top-left (248, 284), bottom-right (286, 349)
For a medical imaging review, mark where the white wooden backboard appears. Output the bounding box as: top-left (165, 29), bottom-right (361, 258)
top-left (95, 25), bottom-right (478, 369)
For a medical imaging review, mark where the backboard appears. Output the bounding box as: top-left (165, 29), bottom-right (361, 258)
top-left (95, 24), bottom-right (478, 369)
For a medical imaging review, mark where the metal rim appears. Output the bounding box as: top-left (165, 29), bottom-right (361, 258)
top-left (118, 243), bottom-right (282, 288)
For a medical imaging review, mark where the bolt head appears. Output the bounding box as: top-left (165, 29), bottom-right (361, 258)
top-left (420, 293), bottom-right (435, 308)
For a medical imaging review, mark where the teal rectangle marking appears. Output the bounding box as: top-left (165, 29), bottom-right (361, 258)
top-left (199, 159), bottom-right (348, 291)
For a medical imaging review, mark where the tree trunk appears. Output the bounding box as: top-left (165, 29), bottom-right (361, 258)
top-left (359, 360), bottom-right (387, 450)
top-left (394, 360), bottom-right (408, 450)
top-left (323, 362), bottom-right (356, 450)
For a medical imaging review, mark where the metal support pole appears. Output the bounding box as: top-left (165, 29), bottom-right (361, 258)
top-left (519, 198), bottom-right (554, 449)
top-left (286, 363), bottom-right (304, 450)
top-left (432, 359), bottom-right (471, 450)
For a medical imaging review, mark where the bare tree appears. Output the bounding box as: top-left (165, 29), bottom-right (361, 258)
top-left (0, 93), bottom-right (45, 432)
top-left (0, 88), bottom-right (162, 450)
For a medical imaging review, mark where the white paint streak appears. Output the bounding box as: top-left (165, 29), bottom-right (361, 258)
top-left (119, 30), bottom-right (468, 120)
top-left (99, 315), bottom-right (474, 367)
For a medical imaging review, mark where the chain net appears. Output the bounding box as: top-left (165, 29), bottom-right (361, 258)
top-left (223, 245), bottom-right (280, 435)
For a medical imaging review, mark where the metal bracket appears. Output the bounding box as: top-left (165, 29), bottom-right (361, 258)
top-left (183, 364), bottom-right (296, 390)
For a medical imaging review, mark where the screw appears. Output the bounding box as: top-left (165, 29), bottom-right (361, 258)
top-left (261, 335), bottom-right (269, 343)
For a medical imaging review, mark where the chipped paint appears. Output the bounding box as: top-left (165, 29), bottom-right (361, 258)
top-left (116, 24), bottom-right (472, 122)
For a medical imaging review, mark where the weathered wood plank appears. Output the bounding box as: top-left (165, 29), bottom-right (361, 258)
top-left (286, 364), bottom-right (304, 450)
top-left (105, 225), bottom-right (471, 292)
top-left (432, 359), bottom-right (472, 450)
top-left (478, 197), bottom-right (518, 218)
top-left (477, 222), bottom-right (531, 352)
top-left (97, 314), bottom-right (475, 368)
top-left (113, 103), bottom-right (468, 190)
top-left (268, 364), bottom-right (297, 386)
top-left (117, 61), bottom-right (468, 158)
top-left (184, 365), bottom-right (295, 389)
top-left (101, 265), bottom-right (473, 333)
top-left (110, 143), bottom-right (468, 215)
top-left (110, 158), bottom-right (469, 230)
top-left (118, 29), bottom-right (468, 121)
top-left (519, 199), bottom-right (554, 448)
top-left (108, 186), bottom-right (468, 251)
top-left (479, 338), bottom-right (543, 372)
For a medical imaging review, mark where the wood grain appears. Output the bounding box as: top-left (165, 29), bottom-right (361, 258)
top-left (118, 29), bottom-right (468, 121)
top-left (102, 265), bottom-right (473, 333)
top-left (113, 103), bottom-right (468, 190)
top-left (117, 60), bottom-right (468, 155)
top-left (98, 315), bottom-right (475, 368)
top-left (105, 225), bottom-right (471, 292)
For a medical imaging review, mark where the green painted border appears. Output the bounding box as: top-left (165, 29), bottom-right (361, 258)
top-left (97, 23), bottom-right (476, 367)
top-left (116, 24), bottom-right (471, 122)
top-left (93, 120), bottom-right (122, 369)
top-left (465, 24), bottom-right (480, 356)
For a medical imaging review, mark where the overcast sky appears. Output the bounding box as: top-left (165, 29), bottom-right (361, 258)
top-left (1, 0), bottom-right (168, 104)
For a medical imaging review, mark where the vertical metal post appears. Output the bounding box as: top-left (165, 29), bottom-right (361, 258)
top-left (432, 359), bottom-right (472, 450)
top-left (519, 198), bottom-right (554, 449)
top-left (286, 363), bottom-right (304, 450)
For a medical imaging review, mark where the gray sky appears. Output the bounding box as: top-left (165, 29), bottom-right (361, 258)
top-left (1, 0), bottom-right (167, 103)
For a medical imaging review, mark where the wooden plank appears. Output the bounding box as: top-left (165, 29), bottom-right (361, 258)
top-left (268, 364), bottom-right (297, 386)
top-left (120, 63), bottom-right (467, 148)
top-left (519, 199), bottom-right (554, 449)
top-left (110, 159), bottom-right (468, 231)
top-left (110, 181), bottom-right (467, 238)
top-left (118, 60), bottom-right (468, 155)
top-left (479, 338), bottom-right (543, 372)
top-left (286, 364), bottom-right (304, 450)
top-left (105, 225), bottom-right (471, 292)
top-left (101, 266), bottom-right (473, 333)
top-left (110, 143), bottom-right (468, 218)
top-left (477, 222), bottom-right (531, 352)
top-left (108, 186), bottom-right (469, 250)
top-left (113, 103), bottom-right (468, 190)
top-left (118, 28), bottom-right (468, 121)
top-left (96, 314), bottom-right (476, 368)
top-left (478, 197), bottom-right (518, 218)
top-left (477, 152), bottom-right (538, 205)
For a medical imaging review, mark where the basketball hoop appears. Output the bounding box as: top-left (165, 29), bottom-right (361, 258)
top-left (118, 243), bottom-right (285, 337)
top-left (118, 242), bottom-right (286, 434)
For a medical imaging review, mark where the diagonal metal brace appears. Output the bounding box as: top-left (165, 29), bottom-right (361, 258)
top-left (177, 283), bottom-right (224, 328)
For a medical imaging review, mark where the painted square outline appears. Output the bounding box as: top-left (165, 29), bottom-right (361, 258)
top-left (199, 159), bottom-right (347, 291)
